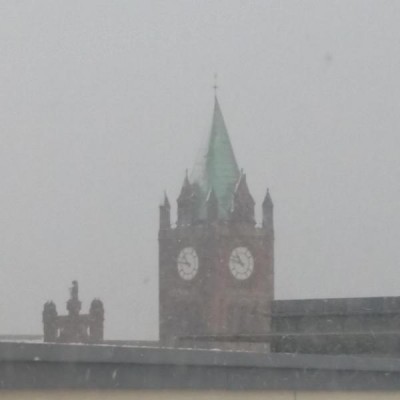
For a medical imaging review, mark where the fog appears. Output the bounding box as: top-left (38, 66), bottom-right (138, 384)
top-left (1, 1), bottom-right (400, 339)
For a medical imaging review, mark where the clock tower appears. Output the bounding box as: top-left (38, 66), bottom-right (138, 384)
top-left (159, 96), bottom-right (274, 349)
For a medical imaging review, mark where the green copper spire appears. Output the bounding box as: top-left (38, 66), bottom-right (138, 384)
top-left (191, 96), bottom-right (240, 220)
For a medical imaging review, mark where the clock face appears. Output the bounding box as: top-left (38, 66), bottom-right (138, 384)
top-left (177, 247), bottom-right (199, 280)
top-left (229, 246), bottom-right (254, 280)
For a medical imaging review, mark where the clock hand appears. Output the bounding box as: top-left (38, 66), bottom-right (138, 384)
top-left (232, 255), bottom-right (243, 266)
top-left (184, 255), bottom-right (192, 265)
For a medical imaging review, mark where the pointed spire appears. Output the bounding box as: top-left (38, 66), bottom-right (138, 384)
top-left (190, 97), bottom-right (240, 220)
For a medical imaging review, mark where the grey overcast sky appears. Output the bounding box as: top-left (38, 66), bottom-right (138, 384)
top-left (1, 1), bottom-right (400, 339)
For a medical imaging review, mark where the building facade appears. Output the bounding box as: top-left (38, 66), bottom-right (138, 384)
top-left (157, 96), bottom-right (400, 356)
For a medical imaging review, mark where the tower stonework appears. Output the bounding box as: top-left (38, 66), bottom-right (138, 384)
top-left (159, 97), bottom-right (274, 350)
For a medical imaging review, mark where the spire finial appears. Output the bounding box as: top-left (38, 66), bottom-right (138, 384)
top-left (213, 73), bottom-right (218, 96)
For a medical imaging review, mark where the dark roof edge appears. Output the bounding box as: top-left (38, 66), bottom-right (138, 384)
top-left (2, 341), bottom-right (400, 373)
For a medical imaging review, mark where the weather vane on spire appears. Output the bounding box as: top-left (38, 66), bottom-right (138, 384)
top-left (213, 73), bottom-right (218, 96)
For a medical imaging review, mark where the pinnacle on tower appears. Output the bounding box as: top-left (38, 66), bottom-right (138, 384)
top-left (162, 191), bottom-right (170, 209)
top-left (262, 188), bottom-right (274, 233)
top-left (159, 191), bottom-right (171, 229)
top-left (177, 170), bottom-right (192, 201)
top-left (231, 171), bottom-right (255, 224)
top-left (177, 172), bottom-right (196, 226)
top-left (262, 188), bottom-right (273, 209)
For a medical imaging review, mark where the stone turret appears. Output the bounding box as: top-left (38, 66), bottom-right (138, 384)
top-left (43, 301), bottom-right (58, 342)
top-left (89, 299), bottom-right (104, 342)
top-left (43, 281), bottom-right (104, 344)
